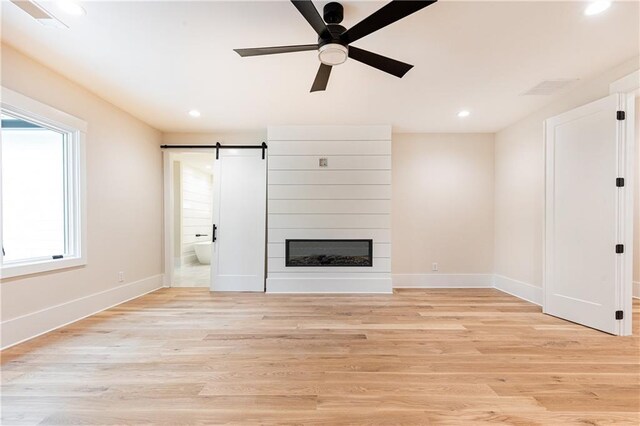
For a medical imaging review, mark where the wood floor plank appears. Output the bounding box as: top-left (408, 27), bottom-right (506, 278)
top-left (36, 410), bottom-right (640, 426)
top-left (1, 288), bottom-right (639, 424)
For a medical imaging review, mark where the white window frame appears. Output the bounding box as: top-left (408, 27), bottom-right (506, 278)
top-left (1, 87), bottom-right (87, 278)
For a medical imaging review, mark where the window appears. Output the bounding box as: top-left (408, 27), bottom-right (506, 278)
top-left (1, 88), bottom-right (86, 278)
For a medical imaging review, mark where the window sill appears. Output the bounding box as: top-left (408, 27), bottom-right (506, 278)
top-left (1, 256), bottom-right (86, 279)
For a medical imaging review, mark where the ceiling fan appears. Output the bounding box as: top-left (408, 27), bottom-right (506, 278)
top-left (234, 0), bottom-right (437, 92)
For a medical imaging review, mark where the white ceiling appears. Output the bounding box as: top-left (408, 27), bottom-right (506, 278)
top-left (2, 1), bottom-right (638, 133)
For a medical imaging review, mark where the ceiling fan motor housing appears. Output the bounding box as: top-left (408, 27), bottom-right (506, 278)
top-left (321, 1), bottom-right (347, 45)
top-left (323, 2), bottom-right (344, 24)
top-left (318, 24), bottom-right (347, 46)
top-left (318, 2), bottom-right (348, 65)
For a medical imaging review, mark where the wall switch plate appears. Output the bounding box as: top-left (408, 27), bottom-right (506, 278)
top-left (432, 263), bottom-right (438, 272)
top-left (319, 158), bottom-right (328, 167)
top-left (118, 271), bottom-right (124, 282)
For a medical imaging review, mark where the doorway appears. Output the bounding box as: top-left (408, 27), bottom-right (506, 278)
top-left (163, 146), bottom-right (267, 291)
top-left (169, 152), bottom-right (215, 287)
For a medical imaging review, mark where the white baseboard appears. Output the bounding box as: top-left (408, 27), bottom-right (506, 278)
top-left (1, 274), bottom-right (163, 350)
top-left (171, 282), bottom-right (208, 288)
top-left (392, 274), bottom-right (494, 288)
top-left (392, 273), bottom-right (543, 306)
top-left (634, 281), bottom-right (640, 299)
top-left (2, 270), bottom-right (629, 348)
top-left (266, 277), bottom-right (392, 293)
top-left (493, 274), bottom-right (542, 306)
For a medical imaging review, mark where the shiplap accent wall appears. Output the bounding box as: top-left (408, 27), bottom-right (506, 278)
top-left (266, 126), bottom-right (392, 293)
top-left (181, 164), bottom-right (213, 265)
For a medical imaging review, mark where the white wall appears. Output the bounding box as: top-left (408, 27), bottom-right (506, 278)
top-left (0, 44), bottom-right (163, 348)
top-left (164, 132), bottom-right (496, 281)
top-left (494, 56), bottom-right (640, 300)
top-left (163, 132), bottom-right (266, 146)
top-left (266, 126), bottom-right (392, 293)
top-left (392, 133), bottom-right (495, 288)
top-left (180, 164), bottom-right (213, 265)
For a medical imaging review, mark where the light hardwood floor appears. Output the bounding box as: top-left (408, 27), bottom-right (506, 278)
top-left (2, 288), bottom-right (639, 425)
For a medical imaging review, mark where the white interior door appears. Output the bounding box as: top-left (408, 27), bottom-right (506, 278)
top-left (210, 149), bottom-right (266, 292)
top-left (544, 93), bottom-right (633, 335)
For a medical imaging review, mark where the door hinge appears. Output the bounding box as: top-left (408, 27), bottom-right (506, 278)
top-left (615, 310), bottom-right (624, 320)
top-left (615, 244), bottom-right (624, 254)
top-left (617, 111), bottom-right (626, 120)
top-left (616, 177), bottom-right (625, 187)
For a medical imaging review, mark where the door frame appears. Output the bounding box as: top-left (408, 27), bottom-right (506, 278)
top-left (610, 70), bottom-right (639, 335)
top-left (162, 148), bottom-right (215, 288)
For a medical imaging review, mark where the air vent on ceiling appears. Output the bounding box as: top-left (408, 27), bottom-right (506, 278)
top-left (522, 79), bottom-right (579, 96)
top-left (10, 0), bottom-right (67, 28)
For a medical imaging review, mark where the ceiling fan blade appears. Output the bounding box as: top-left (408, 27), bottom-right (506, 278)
top-left (348, 46), bottom-right (413, 78)
top-left (291, 0), bottom-right (331, 39)
top-left (341, 0), bottom-right (437, 45)
top-left (234, 44), bottom-right (318, 57)
top-left (310, 63), bottom-right (332, 92)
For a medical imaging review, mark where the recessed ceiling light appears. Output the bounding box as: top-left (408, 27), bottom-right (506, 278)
top-left (457, 110), bottom-right (470, 118)
top-left (188, 110), bottom-right (201, 118)
top-left (56, 1), bottom-right (86, 16)
top-left (584, 1), bottom-right (611, 16)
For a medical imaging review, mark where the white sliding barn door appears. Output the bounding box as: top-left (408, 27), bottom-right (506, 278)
top-left (544, 93), bottom-right (633, 335)
top-left (210, 149), bottom-right (267, 292)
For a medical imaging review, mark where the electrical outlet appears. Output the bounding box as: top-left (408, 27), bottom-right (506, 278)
top-left (432, 263), bottom-right (438, 272)
top-left (118, 271), bottom-right (124, 282)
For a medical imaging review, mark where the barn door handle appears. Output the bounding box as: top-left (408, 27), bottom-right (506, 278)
top-left (212, 224), bottom-right (217, 242)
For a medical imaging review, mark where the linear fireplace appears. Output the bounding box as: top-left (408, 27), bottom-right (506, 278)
top-left (285, 239), bottom-right (373, 267)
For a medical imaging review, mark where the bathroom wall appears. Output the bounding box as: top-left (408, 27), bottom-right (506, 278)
top-left (180, 163), bottom-right (214, 265)
top-left (173, 161), bottom-right (182, 265)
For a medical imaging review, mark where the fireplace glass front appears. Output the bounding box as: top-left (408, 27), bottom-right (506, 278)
top-left (285, 239), bottom-right (373, 267)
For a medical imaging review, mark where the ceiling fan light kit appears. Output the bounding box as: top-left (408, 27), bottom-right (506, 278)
top-left (318, 44), bottom-right (348, 66)
top-left (234, 0), bottom-right (437, 92)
